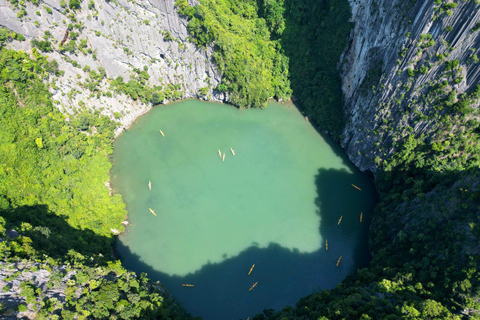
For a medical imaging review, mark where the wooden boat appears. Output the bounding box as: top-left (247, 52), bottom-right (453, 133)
top-left (360, 212), bottom-right (363, 222)
top-left (159, 129), bottom-right (165, 137)
top-left (337, 215), bottom-right (343, 225)
top-left (248, 282), bottom-right (258, 291)
top-left (222, 153), bottom-right (225, 162)
top-left (248, 264), bottom-right (255, 275)
top-left (336, 256), bottom-right (342, 267)
top-left (148, 181), bottom-right (152, 190)
top-left (182, 284), bottom-right (195, 287)
top-left (149, 208), bottom-right (156, 216)
top-left (230, 147), bottom-right (236, 156)
top-left (218, 149), bottom-right (222, 158)
top-left (351, 184), bottom-right (362, 191)
top-left (325, 239), bottom-right (328, 251)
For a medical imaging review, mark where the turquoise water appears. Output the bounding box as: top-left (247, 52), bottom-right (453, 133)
top-left (112, 100), bottom-right (377, 319)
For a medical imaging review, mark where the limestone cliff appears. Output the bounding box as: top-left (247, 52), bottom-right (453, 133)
top-left (340, 0), bottom-right (480, 173)
top-left (0, 0), bottom-right (223, 135)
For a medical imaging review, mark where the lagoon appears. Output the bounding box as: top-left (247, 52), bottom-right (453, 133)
top-left (112, 100), bottom-right (376, 319)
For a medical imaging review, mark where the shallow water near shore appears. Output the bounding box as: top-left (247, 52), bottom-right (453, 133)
top-left (112, 100), bottom-right (377, 319)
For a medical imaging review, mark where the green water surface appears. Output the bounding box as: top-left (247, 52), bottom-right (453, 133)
top-left (112, 100), bottom-right (376, 319)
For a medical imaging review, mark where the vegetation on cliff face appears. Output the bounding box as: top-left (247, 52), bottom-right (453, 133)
top-left (176, 0), bottom-right (351, 136)
top-left (0, 41), bottom-right (125, 242)
top-left (256, 1), bottom-right (480, 319)
top-left (0, 30), bottom-right (195, 318)
top-left (175, 0), bottom-right (292, 108)
top-left (257, 169), bottom-right (479, 319)
top-left (2, 0), bottom-right (480, 318)
top-left (280, 0), bottom-right (352, 137)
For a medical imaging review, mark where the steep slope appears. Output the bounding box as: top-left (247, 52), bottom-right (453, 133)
top-left (2, 0), bottom-right (480, 319)
top-left (258, 1), bottom-right (480, 318)
top-left (0, 32), bottom-right (198, 318)
top-left (0, 0), bottom-right (222, 135)
top-left (341, 0), bottom-right (480, 173)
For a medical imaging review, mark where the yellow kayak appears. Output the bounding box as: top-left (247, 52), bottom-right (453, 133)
top-left (336, 256), bottom-right (342, 267)
top-left (248, 282), bottom-right (258, 291)
top-left (149, 208), bottom-right (156, 216)
top-left (248, 264), bottom-right (255, 275)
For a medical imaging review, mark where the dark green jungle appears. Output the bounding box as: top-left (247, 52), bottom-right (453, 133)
top-left (1, 0), bottom-right (480, 318)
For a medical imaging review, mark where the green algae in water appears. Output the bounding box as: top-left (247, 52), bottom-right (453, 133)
top-left (112, 100), bottom-right (376, 319)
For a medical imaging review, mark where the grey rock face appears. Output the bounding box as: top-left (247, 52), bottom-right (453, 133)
top-left (0, 0), bottom-right (223, 136)
top-left (5, 230), bottom-right (19, 239)
top-left (340, 0), bottom-right (480, 173)
top-left (0, 262), bottom-right (68, 319)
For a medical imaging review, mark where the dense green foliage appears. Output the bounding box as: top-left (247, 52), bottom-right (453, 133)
top-left (177, 0), bottom-right (351, 135)
top-left (280, 0), bottom-right (352, 137)
top-left (2, 0), bottom-right (480, 316)
top-left (109, 70), bottom-right (183, 105)
top-left (176, 0), bottom-right (292, 108)
top-left (0, 214), bottom-right (195, 319)
top-left (259, 170), bottom-right (479, 319)
top-left (0, 47), bottom-right (125, 241)
top-left (251, 2), bottom-right (480, 319)
top-left (0, 30), bottom-right (195, 319)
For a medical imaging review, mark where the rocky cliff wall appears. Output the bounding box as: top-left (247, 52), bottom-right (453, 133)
top-left (0, 0), bottom-right (222, 136)
top-left (340, 0), bottom-right (480, 173)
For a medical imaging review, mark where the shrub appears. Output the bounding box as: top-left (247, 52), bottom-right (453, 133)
top-left (69, 0), bottom-right (80, 9)
top-left (15, 33), bottom-right (25, 41)
top-left (445, 59), bottom-right (459, 70)
top-left (31, 39), bottom-right (53, 52)
top-left (199, 86), bottom-right (209, 96)
top-left (17, 304), bottom-right (28, 312)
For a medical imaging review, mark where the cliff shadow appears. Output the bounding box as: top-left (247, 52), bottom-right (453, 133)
top-left (277, 0), bottom-right (353, 136)
top-left (116, 167), bottom-right (377, 320)
top-left (0, 204), bottom-right (113, 259)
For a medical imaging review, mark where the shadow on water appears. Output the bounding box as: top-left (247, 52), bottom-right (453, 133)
top-left (116, 167), bottom-right (377, 320)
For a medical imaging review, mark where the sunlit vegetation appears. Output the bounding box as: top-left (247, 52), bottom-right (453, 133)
top-left (0, 49), bottom-right (125, 241)
top-left (0, 255), bottom-right (194, 319)
top-left (0, 30), bottom-right (126, 253)
top-left (177, 0), bottom-right (351, 135)
top-left (175, 0), bottom-right (292, 108)
top-left (2, 0), bottom-right (480, 314)
top-left (109, 67), bottom-right (184, 104)
top-left (0, 28), bottom-right (197, 318)
top-left (247, 0), bottom-right (480, 318)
